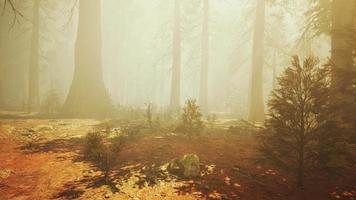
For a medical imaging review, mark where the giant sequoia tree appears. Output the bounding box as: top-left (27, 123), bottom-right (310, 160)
top-left (170, 0), bottom-right (182, 110)
top-left (248, 0), bottom-right (266, 122)
top-left (199, 0), bottom-right (209, 114)
top-left (61, 0), bottom-right (110, 117)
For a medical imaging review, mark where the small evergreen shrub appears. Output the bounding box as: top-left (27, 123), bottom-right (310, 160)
top-left (263, 56), bottom-right (341, 187)
top-left (84, 131), bottom-right (127, 184)
top-left (180, 99), bottom-right (203, 137)
top-left (85, 131), bottom-right (105, 161)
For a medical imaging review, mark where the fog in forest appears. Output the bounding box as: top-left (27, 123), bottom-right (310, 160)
top-left (0, 0), bottom-right (355, 200)
top-left (0, 0), bottom-right (331, 118)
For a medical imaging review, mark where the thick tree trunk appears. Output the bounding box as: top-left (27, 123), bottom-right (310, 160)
top-left (61, 0), bottom-right (110, 117)
top-left (248, 0), bottom-right (265, 122)
top-left (199, 0), bottom-right (209, 114)
top-left (28, 0), bottom-right (40, 112)
top-left (330, 0), bottom-right (356, 134)
top-left (170, 0), bottom-right (181, 110)
top-left (331, 0), bottom-right (354, 79)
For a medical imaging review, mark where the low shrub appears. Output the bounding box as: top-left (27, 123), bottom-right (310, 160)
top-left (84, 131), bottom-right (127, 184)
top-left (85, 131), bottom-right (105, 161)
top-left (180, 99), bottom-right (204, 137)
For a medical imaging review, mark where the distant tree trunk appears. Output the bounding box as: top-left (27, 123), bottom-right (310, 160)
top-left (248, 0), bottom-right (265, 122)
top-left (28, 0), bottom-right (40, 112)
top-left (0, 24), bottom-right (3, 109)
top-left (159, 65), bottom-right (165, 105)
top-left (199, 0), bottom-right (209, 114)
top-left (170, 0), bottom-right (181, 110)
top-left (0, 56), bottom-right (3, 110)
top-left (61, 0), bottom-right (110, 117)
top-left (331, 0), bottom-right (354, 80)
top-left (272, 51), bottom-right (277, 90)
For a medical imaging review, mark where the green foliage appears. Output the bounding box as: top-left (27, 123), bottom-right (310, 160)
top-left (100, 135), bottom-right (126, 183)
top-left (84, 131), bottom-right (127, 184)
top-left (263, 56), bottom-right (340, 187)
top-left (85, 132), bottom-right (105, 161)
top-left (180, 99), bottom-right (203, 137)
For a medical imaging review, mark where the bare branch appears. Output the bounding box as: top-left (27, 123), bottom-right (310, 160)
top-left (1, 0), bottom-right (25, 27)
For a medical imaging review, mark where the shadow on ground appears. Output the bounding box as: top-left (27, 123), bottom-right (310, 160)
top-left (17, 134), bottom-right (266, 200)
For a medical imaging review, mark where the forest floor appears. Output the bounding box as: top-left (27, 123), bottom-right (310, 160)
top-left (0, 117), bottom-right (355, 200)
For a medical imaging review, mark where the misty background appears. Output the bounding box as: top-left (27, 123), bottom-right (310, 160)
top-left (0, 0), bottom-right (330, 118)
